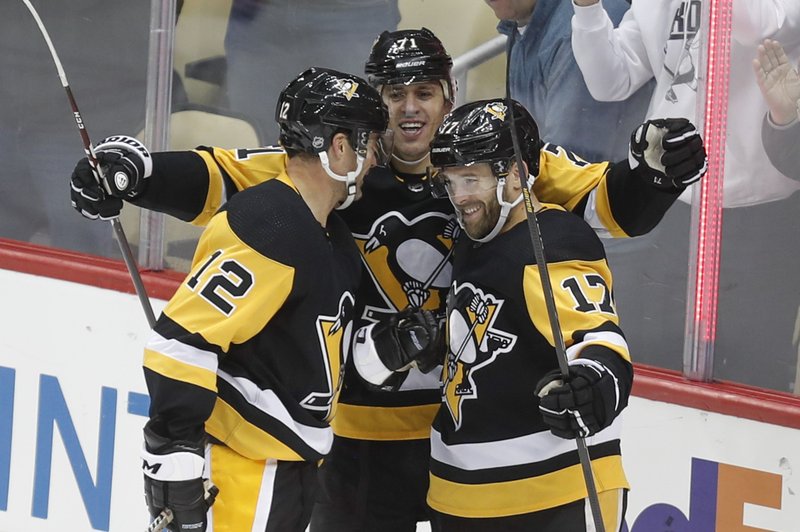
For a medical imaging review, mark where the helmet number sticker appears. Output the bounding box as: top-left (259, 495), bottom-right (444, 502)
top-left (278, 101), bottom-right (290, 120)
top-left (389, 37), bottom-right (418, 55)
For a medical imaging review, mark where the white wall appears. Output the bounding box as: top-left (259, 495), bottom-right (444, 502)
top-left (0, 268), bottom-right (798, 531)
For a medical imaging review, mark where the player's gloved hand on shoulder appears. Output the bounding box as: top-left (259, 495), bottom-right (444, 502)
top-left (141, 420), bottom-right (217, 532)
top-left (534, 358), bottom-right (622, 439)
top-left (629, 118), bottom-right (708, 192)
top-left (70, 135), bottom-right (152, 220)
top-left (353, 308), bottom-right (445, 389)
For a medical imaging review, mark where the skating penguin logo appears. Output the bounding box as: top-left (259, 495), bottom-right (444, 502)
top-left (443, 282), bottom-right (516, 430)
top-left (301, 291), bottom-right (355, 421)
top-left (353, 211), bottom-right (459, 321)
top-left (663, 0), bottom-right (701, 103)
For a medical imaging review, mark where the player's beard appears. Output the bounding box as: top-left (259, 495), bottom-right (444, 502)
top-left (462, 198), bottom-right (501, 241)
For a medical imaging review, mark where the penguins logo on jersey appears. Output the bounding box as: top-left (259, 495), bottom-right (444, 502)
top-left (353, 211), bottom-right (458, 320)
top-left (664, 0), bottom-right (701, 103)
top-left (443, 282), bottom-right (517, 430)
top-left (301, 291), bottom-right (355, 421)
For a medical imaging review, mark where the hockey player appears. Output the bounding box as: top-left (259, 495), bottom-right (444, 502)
top-left (125, 67), bottom-right (387, 532)
top-left (570, 0), bottom-right (800, 393)
top-left (355, 99), bottom-right (689, 531)
top-left (69, 29), bottom-right (705, 532)
top-left (427, 100), bottom-right (631, 531)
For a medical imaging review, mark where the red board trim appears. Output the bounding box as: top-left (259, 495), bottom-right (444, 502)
top-left (2, 238), bottom-right (800, 429)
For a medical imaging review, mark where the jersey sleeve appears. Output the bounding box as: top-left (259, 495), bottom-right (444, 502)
top-left (535, 143), bottom-right (682, 238)
top-left (523, 253), bottom-right (630, 364)
top-left (521, 211), bottom-right (630, 368)
top-left (131, 146), bottom-right (288, 226)
top-left (522, 237), bottom-right (634, 408)
top-left (570, 2), bottom-right (653, 101)
top-left (143, 210), bottom-right (294, 442)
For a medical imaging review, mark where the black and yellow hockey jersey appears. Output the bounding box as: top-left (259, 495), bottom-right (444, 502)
top-left (137, 144), bottom-right (670, 443)
top-left (331, 167), bottom-right (456, 440)
top-left (427, 205), bottom-right (632, 518)
top-left (143, 157), bottom-right (361, 462)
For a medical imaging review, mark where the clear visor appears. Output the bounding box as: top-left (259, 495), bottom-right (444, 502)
top-left (427, 167), bottom-right (499, 199)
top-left (354, 129), bottom-right (394, 167)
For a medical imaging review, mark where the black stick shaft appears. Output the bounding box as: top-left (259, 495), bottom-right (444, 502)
top-left (505, 30), bottom-right (605, 532)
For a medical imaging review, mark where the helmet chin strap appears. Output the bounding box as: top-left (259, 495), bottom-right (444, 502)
top-left (456, 177), bottom-right (524, 243)
top-left (318, 151), bottom-right (364, 210)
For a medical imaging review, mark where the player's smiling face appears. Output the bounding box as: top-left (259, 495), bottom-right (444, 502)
top-left (383, 81), bottom-right (453, 170)
top-left (441, 164), bottom-right (501, 240)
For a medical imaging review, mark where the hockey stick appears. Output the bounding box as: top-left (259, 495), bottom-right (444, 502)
top-left (504, 32), bottom-right (606, 532)
top-left (21, 0), bottom-right (157, 327)
top-left (145, 508), bottom-right (172, 532)
top-left (146, 480), bottom-right (219, 532)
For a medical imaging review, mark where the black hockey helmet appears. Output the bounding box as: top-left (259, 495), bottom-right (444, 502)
top-left (276, 67), bottom-right (389, 157)
top-left (365, 28), bottom-right (455, 102)
top-left (429, 98), bottom-right (541, 187)
top-left (429, 99), bottom-right (541, 243)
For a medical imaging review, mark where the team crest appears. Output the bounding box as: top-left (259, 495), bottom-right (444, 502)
top-left (300, 291), bottom-right (355, 421)
top-left (352, 211), bottom-right (458, 321)
top-left (484, 102), bottom-right (507, 121)
top-left (333, 78), bottom-right (360, 101)
top-left (443, 282), bottom-right (517, 430)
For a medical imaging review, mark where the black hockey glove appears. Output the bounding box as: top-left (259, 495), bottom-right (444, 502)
top-left (534, 359), bottom-right (622, 439)
top-left (353, 308), bottom-right (444, 388)
top-left (629, 118), bottom-right (708, 192)
top-left (70, 135), bottom-right (152, 220)
top-left (142, 421), bottom-right (217, 532)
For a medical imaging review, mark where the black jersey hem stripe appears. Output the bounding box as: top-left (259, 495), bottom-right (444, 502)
top-left (154, 314), bottom-right (226, 358)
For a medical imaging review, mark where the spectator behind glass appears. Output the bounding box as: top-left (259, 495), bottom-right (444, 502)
top-left (483, 0), bottom-right (654, 163)
top-left (754, 38), bottom-right (800, 395)
top-left (754, 38), bottom-right (800, 181)
top-left (224, 0), bottom-right (400, 144)
top-left (570, 0), bottom-right (800, 207)
top-left (570, 0), bottom-right (800, 392)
